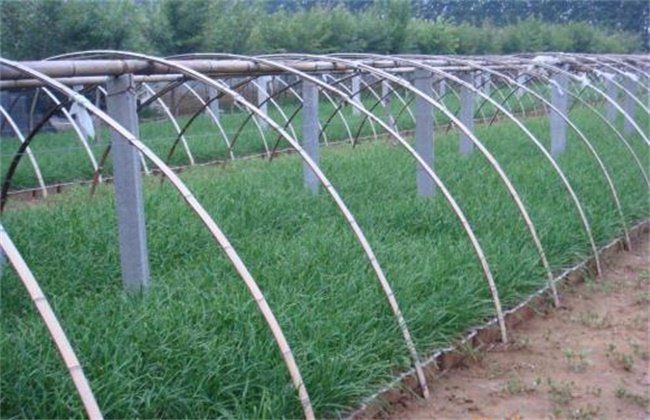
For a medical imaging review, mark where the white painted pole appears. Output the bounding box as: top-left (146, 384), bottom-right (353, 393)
top-left (414, 69), bottom-right (435, 197)
top-left (106, 74), bottom-right (150, 292)
top-left (624, 74), bottom-right (638, 134)
top-left (302, 80), bottom-right (320, 194)
top-left (459, 72), bottom-right (475, 156)
top-left (550, 71), bottom-right (568, 157)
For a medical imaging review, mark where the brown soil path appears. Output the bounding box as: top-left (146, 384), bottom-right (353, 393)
top-left (385, 233), bottom-right (649, 420)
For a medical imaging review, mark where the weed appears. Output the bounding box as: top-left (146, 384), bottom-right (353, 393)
top-left (575, 310), bottom-right (613, 329)
top-left (637, 269), bottom-right (650, 286)
top-left (634, 291), bottom-right (650, 305)
top-left (630, 339), bottom-right (649, 361)
top-left (547, 378), bottom-right (575, 406)
top-left (606, 344), bottom-right (635, 371)
top-left (615, 387), bottom-right (650, 409)
top-left (502, 371), bottom-right (537, 395)
top-left (568, 403), bottom-right (601, 420)
top-left (563, 347), bottom-right (591, 372)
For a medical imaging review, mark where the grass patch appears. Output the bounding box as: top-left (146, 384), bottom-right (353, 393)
top-left (1, 103), bottom-right (648, 418)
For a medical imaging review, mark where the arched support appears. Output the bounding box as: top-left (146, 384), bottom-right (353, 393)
top-left (0, 107), bottom-right (48, 198)
top-left (1, 224), bottom-right (103, 420)
top-left (0, 57), bottom-right (315, 420)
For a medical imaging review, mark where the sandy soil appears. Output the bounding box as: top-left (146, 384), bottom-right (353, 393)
top-left (384, 233), bottom-right (649, 420)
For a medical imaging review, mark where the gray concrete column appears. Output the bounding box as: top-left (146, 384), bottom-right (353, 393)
top-left (351, 74), bottom-right (363, 115)
top-left (302, 80), bottom-right (320, 194)
top-left (459, 72), bottom-right (475, 156)
top-left (106, 74), bottom-right (150, 292)
top-left (208, 85), bottom-right (220, 122)
top-left (550, 71), bottom-right (569, 157)
top-left (624, 74), bottom-right (638, 134)
top-left (606, 77), bottom-right (618, 123)
top-left (414, 69), bottom-right (435, 197)
top-left (257, 76), bottom-right (270, 130)
top-left (382, 80), bottom-right (396, 132)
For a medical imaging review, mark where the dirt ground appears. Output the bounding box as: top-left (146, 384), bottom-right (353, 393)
top-left (386, 233), bottom-right (649, 420)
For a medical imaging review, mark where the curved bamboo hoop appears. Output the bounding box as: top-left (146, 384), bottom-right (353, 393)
top-left (234, 54), bottom-right (510, 346)
top-left (0, 224), bottom-right (103, 420)
top-left (0, 107), bottom-right (48, 197)
top-left (109, 50), bottom-right (432, 398)
top-left (0, 57), bottom-right (315, 420)
top-left (176, 82), bottom-right (234, 159)
top-left (440, 57), bottom-right (632, 252)
top-left (141, 82), bottom-right (195, 165)
top-left (39, 87), bottom-right (101, 178)
top-left (391, 54), bottom-right (608, 274)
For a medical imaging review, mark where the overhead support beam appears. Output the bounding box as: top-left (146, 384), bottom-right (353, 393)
top-left (414, 69), bottom-right (435, 197)
top-left (459, 72), bottom-right (475, 156)
top-left (550, 70), bottom-right (569, 157)
top-left (302, 80), bottom-right (320, 194)
top-left (105, 73), bottom-right (150, 292)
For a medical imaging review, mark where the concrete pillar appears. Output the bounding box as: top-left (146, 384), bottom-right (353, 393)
top-left (351, 74), bottom-right (363, 115)
top-left (382, 80), bottom-right (396, 132)
top-left (480, 73), bottom-right (491, 96)
top-left (437, 79), bottom-right (447, 97)
top-left (459, 72), bottom-right (475, 156)
top-left (414, 69), bottom-right (435, 197)
top-left (106, 74), bottom-right (150, 292)
top-left (208, 85), bottom-right (220, 122)
top-left (257, 76), bottom-right (270, 130)
top-left (302, 81), bottom-right (320, 194)
top-left (550, 71), bottom-right (569, 157)
top-left (606, 77), bottom-right (618, 123)
top-left (624, 74), bottom-right (638, 134)
top-left (515, 72), bottom-right (526, 98)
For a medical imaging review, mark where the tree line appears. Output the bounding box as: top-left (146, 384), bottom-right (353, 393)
top-left (1, 0), bottom-right (646, 61)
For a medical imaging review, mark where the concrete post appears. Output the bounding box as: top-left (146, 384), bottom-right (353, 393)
top-left (624, 74), bottom-right (638, 134)
top-left (106, 74), bottom-right (150, 292)
top-left (302, 80), bottom-right (320, 194)
top-left (550, 71), bottom-right (569, 157)
top-left (606, 77), bottom-right (618, 123)
top-left (382, 80), bottom-right (396, 132)
top-left (515, 72), bottom-right (526, 98)
top-left (208, 85), bottom-right (220, 122)
top-left (257, 76), bottom-right (270, 130)
top-left (351, 74), bottom-right (363, 115)
top-left (414, 69), bottom-right (435, 197)
top-left (480, 73), bottom-right (491, 96)
top-left (459, 72), bottom-right (475, 156)
top-left (437, 79), bottom-right (447, 97)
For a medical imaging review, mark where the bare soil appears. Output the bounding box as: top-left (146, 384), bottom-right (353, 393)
top-left (383, 233), bottom-right (650, 420)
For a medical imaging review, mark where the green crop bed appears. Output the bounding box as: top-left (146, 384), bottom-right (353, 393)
top-left (0, 82), bottom-right (567, 191)
top-left (0, 106), bottom-right (647, 418)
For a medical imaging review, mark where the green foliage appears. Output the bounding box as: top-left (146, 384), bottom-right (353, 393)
top-left (1, 107), bottom-right (648, 418)
top-left (0, 0), bottom-right (644, 60)
top-left (0, 0), bottom-right (146, 59)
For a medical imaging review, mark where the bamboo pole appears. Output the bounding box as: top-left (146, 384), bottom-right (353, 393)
top-left (0, 224), bottom-right (103, 420)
